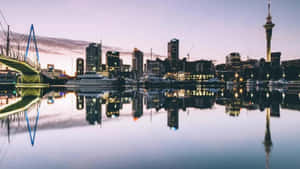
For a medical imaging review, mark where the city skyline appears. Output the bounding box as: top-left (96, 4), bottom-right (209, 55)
top-left (1, 0), bottom-right (300, 65)
top-left (1, 1), bottom-right (300, 169)
top-left (0, 0), bottom-right (299, 81)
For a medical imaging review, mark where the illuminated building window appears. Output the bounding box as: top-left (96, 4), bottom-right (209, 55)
top-left (283, 73), bottom-right (286, 78)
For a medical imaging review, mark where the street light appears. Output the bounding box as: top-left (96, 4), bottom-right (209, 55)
top-left (235, 73), bottom-right (239, 79)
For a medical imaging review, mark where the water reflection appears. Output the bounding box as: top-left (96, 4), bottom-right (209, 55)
top-left (0, 86), bottom-right (299, 168)
top-left (265, 108), bottom-right (272, 169)
top-left (0, 87), bottom-right (299, 131)
top-left (74, 88), bottom-right (217, 130)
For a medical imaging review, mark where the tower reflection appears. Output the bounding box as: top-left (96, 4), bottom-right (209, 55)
top-left (264, 108), bottom-right (272, 169)
top-left (0, 86), bottom-right (299, 158)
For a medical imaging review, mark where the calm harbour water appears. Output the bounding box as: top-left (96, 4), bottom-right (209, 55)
top-left (0, 87), bottom-right (299, 169)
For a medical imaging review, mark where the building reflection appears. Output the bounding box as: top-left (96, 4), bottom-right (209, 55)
top-left (72, 87), bottom-right (300, 132)
top-left (132, 91), bottom-right (143, 120)
top-left (106, 93), bottom-right (121, 118)
top-left (146, 88), bottom-right (216, 130)
top-left (85, 96), bottom-right (102, 125)
top-left (76, 95), bottom-right (84, 110)
top-left (74, 88), bottom-right (217, 129)
top-left (0, 86), bottom-right (300, 154)
top-left (216, 87), bottom-right (288, 117)
top-left (168, 109), bottom-right (179, 130)
top-left (281, 90), bottom-right (300, 111)
top-left (1, 87), bottom-right (300, 130)
top-left (145, 89), bottom-right (216, 111)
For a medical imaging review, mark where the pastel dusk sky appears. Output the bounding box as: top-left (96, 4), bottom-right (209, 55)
top-left (1, 0), bottom-right (300, 64)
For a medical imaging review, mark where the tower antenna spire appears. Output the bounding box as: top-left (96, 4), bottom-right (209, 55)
top-left (264, 0), bottom-right (275, 62)
top-left (266, 0), bottom-right (273, 23)
top-left (268, 0), bottom-right (271, 17)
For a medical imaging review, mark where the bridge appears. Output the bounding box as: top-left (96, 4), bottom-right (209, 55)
top-left (0, 87), bottom-right (42, 146)
top-left (0, 54), bottom-right (41, 84)
top-left (0, 96), bottom-right (40, 118)
top-left (0, 88), bottom-right (42, 117)
top-left (1, 12), bottom-right (48, 85)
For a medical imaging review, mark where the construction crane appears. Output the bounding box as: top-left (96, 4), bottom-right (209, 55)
top-left (186, 45), bottom-right (194, 61)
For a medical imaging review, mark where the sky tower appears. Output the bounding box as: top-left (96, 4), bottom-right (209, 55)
top-left (264, 0), bottom-right (275, 62)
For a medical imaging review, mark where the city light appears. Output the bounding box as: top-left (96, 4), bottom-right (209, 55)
top-left (0, 0), bottom-right (299, 169)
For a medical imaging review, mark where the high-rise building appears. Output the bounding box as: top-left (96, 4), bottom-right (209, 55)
top-left (226, 52), bottom-right (241, 69)
top-left (168, 39), bottom-right (179, 61)
top-left (281, 59), bottom-right (300, 81)
top-left (76, 58), bottom-right (84, 76)
top-left (271, 52), bottom-right (281, 67)
top-left (146, 58), bottom-right (168, 76)
top-left (270, 52), bottom-right (281, 80)
top-left (106, 51), bottom-right (121, 76)
top-left (86, 43), bottom-right (102, 72)
top-left (184, 60), bottom-right (215, 81)
top-left (264, 0), bottom-right (275, 62)
top-left (132, 48), bottom-right (144, 80)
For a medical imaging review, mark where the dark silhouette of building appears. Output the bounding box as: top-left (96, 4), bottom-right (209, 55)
top-left (168, 39), bottom-right (179, 62)
top-left (217, 53), bottom-right (257, 81)
top-left (185, 60), bottom-right (215, 81)
top-left (264, 0), bottom-right (275, 62)
top-left (270, 52), bottom-right (282, 80)
top-left (132, 48), bottom-right (144, 80)
top-left (106, 51), bottom-right (121, 77)
top-left (271, 52), bottom-right (281, 67)
top-left (282, 59), bottom-right (300, 81)
top-left (145, 57), bottom-right (216, 81)
top-left (120, 64), bottom-right (131, 78)
top-left (76, 58), bottom-right (84, 76)
top-left (168, 39), bottom-right (180, 73)
top-left (86, 43), bottom-right (102, 72)
top-left (240, 59), bottom-right (259, 80)
top-left (257, 58), bottom-right (272, 81)
top-left (226, 52), bottom-right (241, 70)
top-left (146, 58), bottom-right (168, 77)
